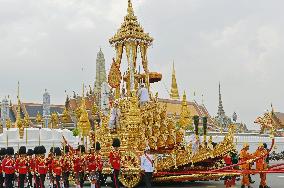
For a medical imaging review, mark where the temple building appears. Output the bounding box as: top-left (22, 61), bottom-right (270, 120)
top-left (0, 87), bottom-right (64, 129)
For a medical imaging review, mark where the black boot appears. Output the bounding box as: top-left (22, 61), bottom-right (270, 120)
top-left (264, 186), bottom-right (271, 188)
top-left (259, 185), bottom-right (264, 188)
top-left (241, 185), bottom-right (245, 188)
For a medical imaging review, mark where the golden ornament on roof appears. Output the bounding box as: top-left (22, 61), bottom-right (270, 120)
top-left (179, 91), bottom-right (192, 129)
top-left (50, 112), bottom-right (59, 129)
top-left (35, 111), bottom-right (43, 125)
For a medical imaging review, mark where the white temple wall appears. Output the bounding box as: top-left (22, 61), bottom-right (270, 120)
top-left (0, 128), bottom-right (80, 153)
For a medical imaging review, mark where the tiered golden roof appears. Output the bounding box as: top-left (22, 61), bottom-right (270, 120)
top-left (109, 0), bottom-right (153, 45)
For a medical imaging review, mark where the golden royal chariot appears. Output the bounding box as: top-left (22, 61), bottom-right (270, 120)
top-left (73, 1), bottom-right (237, 187)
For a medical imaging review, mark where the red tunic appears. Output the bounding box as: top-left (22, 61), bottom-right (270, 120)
top-left (96, 153), bottom-right (103, 171)
top-left (61, 154), bottom-right (71, 172)
top-left (46, 155), bottom-right (53, 173)
top-left (2, 157), bottom-right (15, 174)
top-left (52, 158), bottom-right (62, 176)
top-left (72, 155), bottom-right (83, 173)
top-left (87, 154), bottom-right (96, 172)
top-left (28, 157), bottom-right (35, 172)
top-left (109, 150), bottom-right (120, 170)
top-left (224, 155), bottom-right (232, 166)
top-left (35, 157), bottom-right (48, 175)
top-left (15, 157), bottom-right (28, 174)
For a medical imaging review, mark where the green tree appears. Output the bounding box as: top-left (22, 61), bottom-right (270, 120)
top-left (73, 128), bottom-right (80, 136)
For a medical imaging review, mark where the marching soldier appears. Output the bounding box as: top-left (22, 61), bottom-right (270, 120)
top-left (109, 138), bottom-right (121, 188)
top-left (87, 142), bottom-right (103, 188)
top-left (62, 146), bottom-right (71, 188)
top-left (254, 143), bottom-right (271, 188)
top-left (73, 145), bottom-right (85, 188)
top-left (0, 148), bottom-right (6, 188)
top-left (51, 147), bottom-right (63, 188)
top-left (47, 147), bottom-right (55, 187)
top-left (27, 149), bottom-right (34, 187)
top-left (240, 143), bottom-right (253, 188)
top-left (95, 142), bottom-right (103, 188)
top-left (35, 146), bottom-right (48, 188)
top-left (15, 146), bottom-right (28, 188)
top-left (87, 146), bottom-right (97, 188)
top-left (2, 147), bottom-right (15, 188)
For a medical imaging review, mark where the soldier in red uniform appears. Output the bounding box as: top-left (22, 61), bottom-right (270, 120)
top-left (87, 142), bottom-right (103, 188)
top-left (87, 146), bottom-right (96, 187)
top-left (2, 147), bottom-right (15, 188)
top-left (33, 146), bottom-right (40, 188)
top-left (35, 146), bottom-right (47, 188)
top-left (0, 148), bottom-right (6, 188)
top-left (27, 149), bottom-right (34, 188)
top-left (47, 147), bottom-right (54, 187)
top-left (73, 145), bottom-right (85, 188)
top-left (15, 146), bottom-right (28, 188)
top-left (52, 147), bottom-right (63, 188)
top-left (62, 146), bottom-right (71, 188)
top-left (109, 138), bottom-right (121, 188)
top-left (95, 142), bottom-right (103, 188)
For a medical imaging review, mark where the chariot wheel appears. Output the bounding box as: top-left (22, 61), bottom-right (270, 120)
top-left (119, 151), bottom-right (142, 188)
top-left (119, 173), bottom-right (142, 188)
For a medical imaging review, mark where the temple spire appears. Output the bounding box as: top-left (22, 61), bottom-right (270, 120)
top-left (217, 82), bottom-right (225, 116)
top-left (16, 81), bottom-right (21, 121)
top-left (170, 62), bottom-right (180, 100)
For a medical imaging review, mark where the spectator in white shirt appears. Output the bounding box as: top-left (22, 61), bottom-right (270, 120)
top-left (140, 146), bottom-right (154, 188)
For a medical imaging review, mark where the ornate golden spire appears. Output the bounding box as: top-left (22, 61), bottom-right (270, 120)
top-left (170, 62), bottom-right (180, 100)
top-left (36, 111), bottom-right (43, 125)
top-left (15, 81), bottom-right (25, 138)
top-left (78, 82), bottom-right (91, 137)
top-left (61, 106), bottom-right (70, 124)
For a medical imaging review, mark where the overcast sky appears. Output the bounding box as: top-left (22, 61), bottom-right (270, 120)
top-left (0, 0), bottom-right (283, 129)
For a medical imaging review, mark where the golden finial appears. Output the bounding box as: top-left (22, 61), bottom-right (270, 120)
top-left (179, 91), bottom-right (191, 129)
top-left (36, 111), bottom-right (43, 125)
top-left (127, 0), bottom-right (134, 15)
top-left (170, 62), bottom-right (180, 100)
top-left (77, 81), bottom-right (91, 137)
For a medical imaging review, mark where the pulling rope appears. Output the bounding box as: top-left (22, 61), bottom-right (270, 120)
top-left (154, 138), bottom-right (279, 177)
top-left (210, 138), bottom-right (275, 172)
